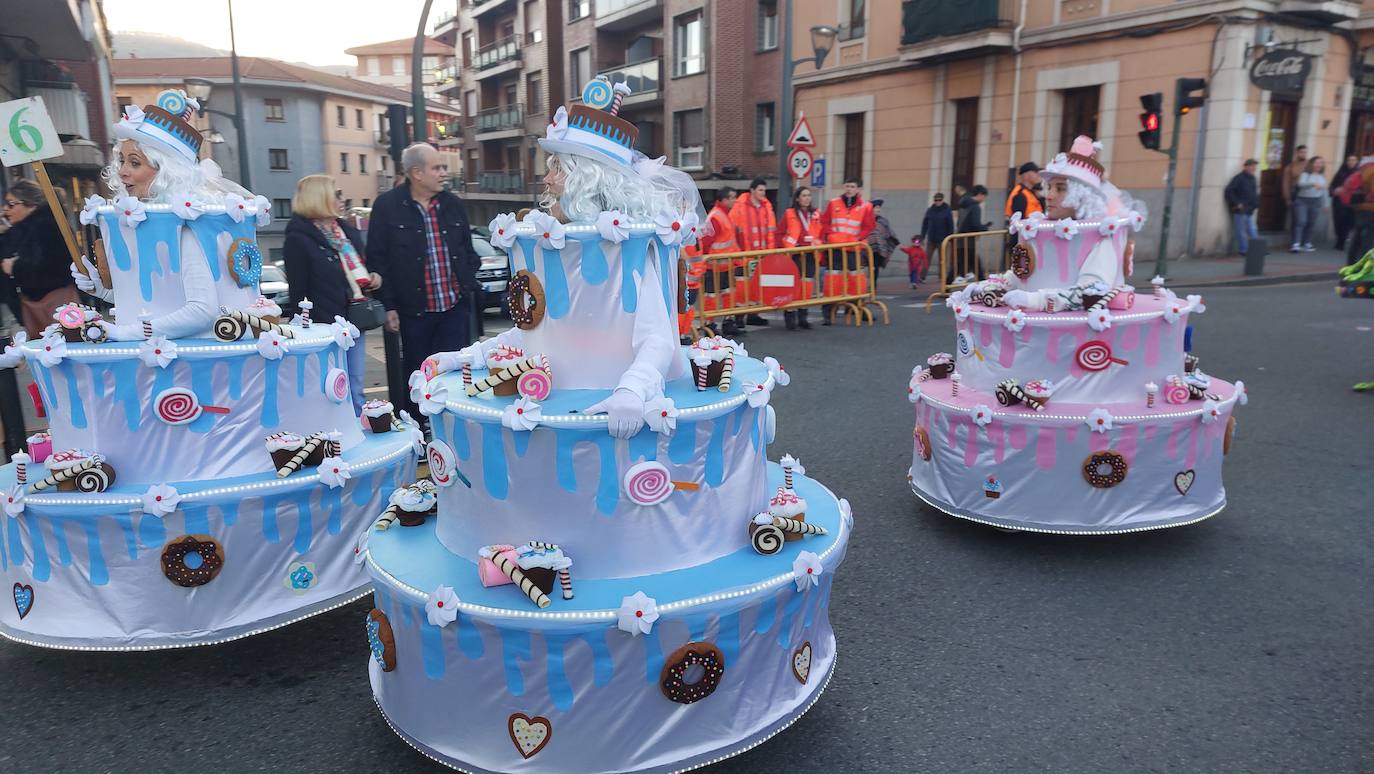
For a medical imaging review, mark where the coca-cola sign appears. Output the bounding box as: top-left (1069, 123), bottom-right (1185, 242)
top-left (1250, 49), bottom-right (1312, 93)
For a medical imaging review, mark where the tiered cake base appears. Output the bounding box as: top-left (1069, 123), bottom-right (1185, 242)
top-left (363, 464), bottom-right (849, 773)
top-left (0, 431), bottom-right (416, 649)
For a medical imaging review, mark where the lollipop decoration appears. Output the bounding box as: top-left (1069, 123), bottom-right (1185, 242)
top-left (581, 75), bottom-right (615, 109)
top-left (956, 331), bottom-right (983, 362)
top-left (516, 365), bottom-right (553, 401)
top-left (623, 461), bottom-right (700, 506)
top-left (1074, 340), bottom-right (1128, 371)
top-left (155, 387), bottom-right (230, 425)
top-left (325, 368), bottom-right (350, 404)
top-left (426, 439), bottom-right (471, 488)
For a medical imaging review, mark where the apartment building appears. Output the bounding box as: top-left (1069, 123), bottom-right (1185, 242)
top-left (792, 0), bottom-right (1365, 259)
top-left (346, 36), bottom-right (457, 103)
top-left (441, 0), bottom-right (785, 223)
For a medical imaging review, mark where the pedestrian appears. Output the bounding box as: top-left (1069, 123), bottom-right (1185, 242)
top-left (1336, 155), bottom-right (1374, 264)
top-left (0, 179), bottom-right (79, 338)
top-left (1223, 158), bottom-right (1260, 256)
top-left (728, 177), bottom-right (776, 328)
top-left (781, 185), bottom-right (823, 330)
top-left (1282, 144), bottom-right (1309, 241)
top-left (953, 184), bottom-right (991, 283)
top-left (900, 236), bottom-right (928, 288)
top-left (701, 187), bottom-right (743, 336)
top-left (284, 174), bottom-right (383, 414)
top-left (867, 198), bottom-right (900, 282)
top-left (1291, 156), bottom-right (1327, 252)
top-left (1331, 154), bottom-right (1359, 250)
top-left (918, 191), bottom-right (954, 281)
top-left (820, 176), bottom-right (876, 324)
top-left (366, 143), bottom-right (480, 419)
top-left (1004, 162), bottom-right (1043, 221)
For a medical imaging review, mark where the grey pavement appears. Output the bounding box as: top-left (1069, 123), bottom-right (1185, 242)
top-left (2, 283), bottom-right (1372, 773)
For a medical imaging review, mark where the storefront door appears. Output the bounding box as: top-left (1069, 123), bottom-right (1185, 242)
top-left (1258, 99), bottom-right (1297, 232)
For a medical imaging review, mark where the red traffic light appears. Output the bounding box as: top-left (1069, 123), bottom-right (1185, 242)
top-left (1142, 113), bottom-right (1160, 131)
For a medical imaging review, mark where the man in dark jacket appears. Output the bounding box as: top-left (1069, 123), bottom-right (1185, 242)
top-left (1223, 159), bottom-right (1260, 256)
top-left (367, 143), bottom-right (480, 413)
top-left (919, 192), bottom-right (955, 269)
top-left (1330, 154), bottom-right (1359, 250)
top-left (951, 185), bottom-right (990, 283)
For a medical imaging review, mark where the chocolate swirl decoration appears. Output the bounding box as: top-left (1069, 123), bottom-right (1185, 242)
top-left (214, 314), bottom-right (247, 342)
top-left (74, 463), bottom-right (114, 493)
top-left (750, 523), bottom-right (785, 555)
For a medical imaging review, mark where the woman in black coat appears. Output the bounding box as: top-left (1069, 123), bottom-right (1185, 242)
top-left (283, 175), bottom-right (381, 413)
top-left (1, 179), bottom-right (79, 336)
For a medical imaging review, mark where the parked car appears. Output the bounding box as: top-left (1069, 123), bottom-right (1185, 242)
top-left (260, 264), bottom-right (292, 314)
top-left (472, 231), bottom-right (510, 312)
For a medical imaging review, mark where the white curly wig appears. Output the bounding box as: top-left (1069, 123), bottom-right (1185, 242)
top-left (540, 152), bottom-right (701, 223)
top-left (1059, 178), bottom-right (1109, 221)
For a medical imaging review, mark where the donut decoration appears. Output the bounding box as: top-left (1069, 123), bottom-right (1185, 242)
top-left (659, 642), bottom-right (726, 705)
top-left (1074, 340), bottom-right (1128, 371)
top-left (325, 368), bottom-right (350, 404)
top-left (366, 608), bottom-right (397, 672)
top-left (516, 365), bottom-right (553, 401)
top-left (154, 387), bottom-right (230, 426)
top-left (914, 425), bottom-right (932, 462)
top-left (227, 237), bottom-right (264, 288)
top-left (1224, 415), bottom-right (1237, 455)
top-left (80, 322), bottom-right (108, 344)
top-left (1010, 241), bottom-right (1036, 279)
top-left (623, 461), bottom-right (699, 506)
top-left (160, 535), bottom-right (225, 588)
top-left (1082, 451), bottom-right (1128, 489)
top-left (56, 304), bottom-right (85, 329)
top-left (508, 270), bottom-right (546, 330)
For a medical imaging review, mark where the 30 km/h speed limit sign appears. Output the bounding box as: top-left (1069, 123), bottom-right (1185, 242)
top-left (787, 147), bottom-right (813, 179)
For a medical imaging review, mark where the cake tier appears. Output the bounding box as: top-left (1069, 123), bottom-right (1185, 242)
top-left (909, 374), bottom-right (1243, 533)
top-left (1014, 219), bottom-right (1131, 293)
top-left (506, 223), bottom-right (686, 389)
top-left (364, 464), bottom-right (848, 773)
top-left (0, 430), bottom-right (417, 649)
top-left (430, 355), bottom-right (776, 579)
top-left (22, 327), bottom-right (367, 487)
top-left (949, 294), bottom-right (1192, 405)
top-left (95, 207), bottom-right (259, 325)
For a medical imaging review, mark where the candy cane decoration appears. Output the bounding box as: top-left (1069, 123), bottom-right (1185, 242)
top-left (13, 451), bottom-right (28, 487)
top-left (277, 432), bottom-right (325, 478)
top-left (139, 310), bottom-right (153, 339)
top-left (1146, 382), bottom-right (1158, 409)
top-left (694, 360), bottom-right (709, 390)
top-left (1087, 288), bottom-right (1120, 313)
top-left (951, 373), bottom-right (961, 398)
top-left (771, 515), bottom-right (828, 536)
top-left (30, 458), bottom-right (99, 492)
top-left (483, 546), bottom-right (551, 609)
top-left (462, 360), bottom-right (472, 388)
top-left (717, 356), bottom-right (734, 393)
top-left (466, 356), bottom-right (543, 397)
top-left (299, 298), bottom-right (313, 328)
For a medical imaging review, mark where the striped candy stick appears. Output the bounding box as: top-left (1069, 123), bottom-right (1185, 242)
top-left (466, 356), bottom-right (542, 397)
top-left (528, 541), bottom-right (574, 599)
top-left (717, 356), bottom-right (734, 393)
top-left (299, 298), bottom-right (313, 328)
top-left (13, 451), bottom-right (28, 487)
top-left (228, 308), bottom-right (294, 339)
top-left (608, 82), bottom-right (632, 116)
top-left (277, 432), bottom-right (325, 478)
top-left (772, 515), bottom-right (828, 536)
top-left (1088, 288), bottom-right (1120, 313)
top-left (29, 458), bottom-right (99, 492)
top-left (490, 550), bottom-right (551, 609)
top-left (374, 504), bottom-right (401, 531)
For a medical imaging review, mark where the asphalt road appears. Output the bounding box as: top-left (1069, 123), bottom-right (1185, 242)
top-left (3, 282), bottom-right (1371, 773)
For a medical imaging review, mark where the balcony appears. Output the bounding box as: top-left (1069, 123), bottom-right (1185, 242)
top-left (433, 61), bottom-right (461, 94)
top-left (599, 59), bottom-right (661, 106)
top-left (899, 0), bottom-right (1013, 62)
top-left (471, 0), bottom-right (516, 19)
top-left (471, 103), bottom-right (524, 138)
top-left (479, 170), bottom-right (528, 193)
top-left (1276, 0), bottom-right (1361, 23)
top-left (594, 0), bottom-right (663, 31)
top-left (434, 117), bottom-right (463, 145)
top-left (433, 10), bottom-right (459, 43)
top-left (474, 35), bottom-right (521, 79)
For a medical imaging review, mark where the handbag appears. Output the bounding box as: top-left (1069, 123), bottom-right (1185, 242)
top-left (336, 239), bottom-right (387, 331)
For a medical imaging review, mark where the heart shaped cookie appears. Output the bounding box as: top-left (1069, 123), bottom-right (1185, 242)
top-left (1174, 469), bottom-right (1195, 496)
top-left (13, 583), bottom-right (34, 619)
top-left (508, 713), bottom-right (551, 759)
top-left (792, 641), bottom-right (812, 685)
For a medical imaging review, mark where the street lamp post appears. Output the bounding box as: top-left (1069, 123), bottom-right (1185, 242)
top-left (184, 77), bottom-right (251, 188)
top-left (412, 0), bottom-right (435, 143)
top-left (776, 0), bottom-right (837, 214)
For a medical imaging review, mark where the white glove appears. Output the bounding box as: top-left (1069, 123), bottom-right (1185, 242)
top-left (71, 262), bottom-right (96, 293)
top-left (96, 320), bottom-right (144, 342)
top-left (586, 388), bottom-right (646, 439)
top-left (1003, 289), bottom-right (1040, 311)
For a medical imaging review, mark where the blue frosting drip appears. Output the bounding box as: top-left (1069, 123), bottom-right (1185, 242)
top-left (499, 627), bottom-right (532, 695)
top-left (431, 411), bottom-right (450, 446)
top-left (512, 430), bottom-right (532, 458)
top-left (226, 357), bottom-right (244, 400)
top-left (113, 511), bottom-right (139, 559)
top-left (81, 520), bottom-right (108, 586)
top-left (110, 360), bottom-right (142, 430)
top-left (628, 428), bottom-right (658, 462)
top-left (351, 467), bottom-right (379, 507)
top-left (150, 359), bottom-right (176, 411)
top-left (642, 627), bottom-right (663, 683)
top-left (687, 613), bottom-right (708, 642)
top-left (704, 416), bottom-right (728, 487)
top-left (576, 235), bottom-right (609, 285)
top-left (186, 218), bottom-right (224, 282)
top-left (21, 514), bottom-right (50, 581)
top-left (754, 595), bottom-right (776, 634)
top-left (295, 354), bottom-right (307, 397)
top-left (59, 362), bottom-right (87, 429)
top-left (134, 216), bottom-right (175, 301)
top-left (581, 629), bottom-right (614, 686)
top-left (420, 622), bottom-right (447, 680)
top-left (777, 587), bottom-right (805, 649)
top-left (314, 350), bottom-right (330, 394)
top-left (0, 518), bottom-right (7, 570)
top-left (553, 429), bottom-right (577, 492)
top-left (589, 434), bottom-right (618, 515)
top-left (457, 611), bottom-right (485, 659)
top-left (323, 486), bottom-right (343, 534)
top-left (183, 504), bottom-right (210, 535)
top-left (261, 358), bottom-right (281, 427)
top-left (544, 633), bottom-right (575, 710)
top-left (261, 495), bottom-right (283, 543)
top-left (657, 239), bottom-right (675, 312)
top-left (6, 516), bottom-right (22, 568)
top-left (716, 612), bottom-right (741, 666)
top-left (138, 511), bottom-right (167, 548)
top-left (516, 238), bottom-right (537, 272)
top-left (218, 500), bottom-right (239, 527)
top-left (668, 420), bottom-right (697, 464)
top-left (38, 364), bottom-right (59, 413)
top-left (51, 515), bottom-right (72, 566)
top-left (541, 247), bottom-right (570, 319)
top-left (291, 489), bottom-right (315, 554)
top-left (102, 213), bottom-right (133, 271)
top-left (481, 423), bottom-right (508, 500)
top-left (620, 235), bottom-right (648, 313)
top-left (88, 363), bottom-right (109, 399)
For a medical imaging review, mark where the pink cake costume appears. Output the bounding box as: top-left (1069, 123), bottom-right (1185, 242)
top-left (0, 90), bottom-right (419, 649)
top-left (909, 136), bottom-right (1248, 533)
top-left (361, 79), bottom-right (850, 773)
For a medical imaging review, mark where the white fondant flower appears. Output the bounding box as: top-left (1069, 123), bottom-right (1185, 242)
top-left (1162, 299), bottom-right (1186, 324)
top-left (256, 330), bottom-right (287, 360)
top-left (223, 193), bottom-right (249, 223)
top-left (743, 381), bottom-right (772, 408)
top-left (139, 336), bottom-right (177, 368)
top-left (971, 404), bottom-right (993, 427)
top-left (79, 195), bottom-right (105, 226)
top-left (1097, 216), bottom-right (1122, 236)
top-left (0, 332), bottom-right (28, 369)
top-left (764, 356), bottom-right (791, 387)
top-left (1087, 307), bottom-right (1114, 332)
top-left (1014, 211), bottom-right (1044, 240)
top-left (793, 551), bottom-right (823, 592)
top-left (1200, 399), bottom-right (1221, 424)
top-left (114, 196), bottom-right (146, 229)
top-left (426, 585), bottom-right (460, 627)
top-left (171, 195), bottom-right (206, 221)
top-left (3, 486), bottom-right (25, 517)
top-left (36, 333), bottom-right (66, 367)
top-left (331, 317), bottom-right (360, 351)
top-left (1087, 408), bottom-right (1115, 433)
top-left (352, 527), bottom-right (371, 565)
top-left (417, 379), bottom-right (450, 417)
top-left (252, 195), bottom-right (273, 227)
top-left (838, 498), bottom-right (853, 530)
top-left (488, 213), bottom-right (519, 249)
top-left (681, 211), bottom-right (701, 244)
top-left (952, 300), bottom-right (971, 321)
top-left (408, 371), bottom-right (428, 404)
top-left (318, 456), bottom-right (351, 488)
top-left (1234, 380), bottom-right (1248, 406)
top-left (654, 210), bottom-right (688, 246)
top-left (944, 288), bottom-right (971, 309)
top-left (596, 210), bottom-right (631, 243)
top-left (1186, 294), bottom-right (1207, 314)
top-left (526, 211), bottom-right (565, 249)
top-left (501, 397), bottom-right (541, 430)
top-left (616, 591), bottom-right (659, 636)
top-left (121, 104), bottom-right (146, 125)
top-left (1150, 274), bottom-right (1166, 288)
top-left (1129, 210), bottom-right (1147, 232)
top-left (141, 484), bottom-right (181, 515)
top-left (644, 396), bottom-right (678, 434)
top-left (1054, 218), bottom-right (1080, 240)
top-left (1003, 309), bottom-right (1027, 332)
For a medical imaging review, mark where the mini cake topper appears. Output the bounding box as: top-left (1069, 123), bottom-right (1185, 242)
top-left (542, 79), bottom-right (640, 168)
top-left (113, 89), bottom-right (204, 164)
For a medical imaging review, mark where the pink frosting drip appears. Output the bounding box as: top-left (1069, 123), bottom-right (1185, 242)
top-left (1045, 327), bottom-right (1063, 364)
top-left (998, 327), bottom-right (1016, 368)
top-left (992, 421), bottom-right (1007, 463)
top-left (1035, 427), bottom-right (1057, 470)
top-left (1118, 320), bottom-right (1141, 358)
top-left (1064, 426), bottom-right (1080, 443)
top-left (964, 418), bottom-right (981, 468)
top-left (1143, 424), bottom-right (1157, 443)
top-left (978, 319), bottom-right (995, 348)
top-left (1166, 421), bottom-right (1185, 460)
top-left (1008, 424), bottom-right (1028, 450)
top-left (1185, 421), bottom-right (1202, 468)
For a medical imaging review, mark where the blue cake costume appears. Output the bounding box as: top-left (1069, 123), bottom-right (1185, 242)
top-left (360, 80), bottom-right (852, 772)
top-left (0, 91), bottom-right (419, 649)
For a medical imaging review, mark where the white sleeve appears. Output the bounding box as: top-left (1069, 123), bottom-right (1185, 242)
top-left (148, 230), bottom-right (220, 338)
top-left (1076, 240), bottom-right (1118, 289)
top-left (615, 258), bottom-right (674, 402)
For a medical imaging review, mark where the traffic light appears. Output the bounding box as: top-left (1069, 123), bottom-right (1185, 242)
top-left (1175, 77), bottom-right (1206, 116)
top-left (1138, 92), bottom-right (1163, 151)
top-left (386, 104), bottom-right (409, 161)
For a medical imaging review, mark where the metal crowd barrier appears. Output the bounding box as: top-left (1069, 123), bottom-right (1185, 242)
top-left (924, 229), bottom-right (1010, 311)
top-left (690, 241), bottom-right (889, 336)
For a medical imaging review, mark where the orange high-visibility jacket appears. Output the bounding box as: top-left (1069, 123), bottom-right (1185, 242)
top-left (1004, 183), bottom-right (1043, 219)
top-left (781, 207), bottom-right (824, 248)
top-left (702, 204), bottom-right (738, 254)
top-left (820, 195), bottom-right (876, 244)
top-left (729, 196), bottom-right (779, 252)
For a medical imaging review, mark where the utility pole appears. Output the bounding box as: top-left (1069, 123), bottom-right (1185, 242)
top-left (1153, 78), bottom-right (1206, 278)
top-left (227, 0), bottom-right (251, 188)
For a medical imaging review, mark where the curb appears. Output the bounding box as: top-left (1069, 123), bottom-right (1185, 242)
top-left (1164, 271), bottom-right (1339, 289)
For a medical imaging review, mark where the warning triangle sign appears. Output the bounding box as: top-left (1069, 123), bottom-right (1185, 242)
top-left (787, 113), bottom-right (816, 148)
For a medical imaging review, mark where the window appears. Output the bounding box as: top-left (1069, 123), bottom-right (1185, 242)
top-left (264, 98), bottom-right (285, 121)
top-left (504, 82), bottom-right (518, 106)
top-left (336, 105), bottom-right (346, 126)
top-left (674, 12), bottom-right (705, 77)
top-left (462, 33), bottom-right (474, 67)
top-left (269, 148), bottom-right (289, 170)
top-left (570, 48), bottom-right (591, 98)
top-left (843, 112), bottom-right (865, 184)
top-left (362, 198), bottom-right (371, 207)
top-left (360, 154), bottom-right (368, 174)
top-left (528, 73), bottom-right (543, 115)
top-left (755, 103), bottom-right (775, 152)
top-left (355, 108), bottom-right (364, 129)
top-left (422, 56), bottom-right (438, 71)
top-left (674, 109), bottom-right (704, 169)
top-left (273, 198), bottom-right (292, 219)
top-left (381, 155), bottom-right (389, 172)
top-left (340, 152), bottom-right (350, 173)
top-left (117, 95), bottom-right (133, 113)
top-left (842, 0), bottom-right (865, 40)
top-left (757, 1), bottom-right (778, 51)
top-left (525, 1), bottom-right (542, 44)
top-left (392, 55), bottom-right (406, 75)
top-left (464, 91), bottom-right (477, 118)
top-left (344, 198), bottom-right (353, 210)
top-left (569, 0), bottom-right (589, 20)
top-left (367, 57), bottom-right (381, 76)
top-left (1059, 86), bottom-right (1101, 155)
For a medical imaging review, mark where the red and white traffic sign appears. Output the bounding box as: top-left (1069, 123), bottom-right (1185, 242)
top-left (787, 112), bottom-right (816, 148)
top-left (787, 147), bottom-right (814, 179)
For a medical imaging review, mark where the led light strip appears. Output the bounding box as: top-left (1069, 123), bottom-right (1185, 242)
top-left (20, 334), bottom-right (336, 361)
top-left (442, 373), bottom-right (775, 425)
top-left (915, 390), bottom-right (1238, 424)
top-left (95, 202), bottom-right (262, 215)
top-left (963, 306), bottom-right (1178, 325)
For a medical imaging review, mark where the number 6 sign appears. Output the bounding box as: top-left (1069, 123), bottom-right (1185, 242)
top-left (0, 97), bottom-right (63, 167)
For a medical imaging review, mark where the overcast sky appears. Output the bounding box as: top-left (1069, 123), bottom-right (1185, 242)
top-left (105, 0), bottom-right (439, 66)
